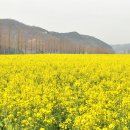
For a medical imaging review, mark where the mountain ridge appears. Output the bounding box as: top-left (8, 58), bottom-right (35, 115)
top-left (0, 19), bottom-right (114, 54)
top-left (112, 43), bottom-right (130, 53)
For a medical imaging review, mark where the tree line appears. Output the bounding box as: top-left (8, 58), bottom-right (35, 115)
top-left (0, 28), bottom-right (87, 54)
top-left (0, 27), bottom-right (114, 54)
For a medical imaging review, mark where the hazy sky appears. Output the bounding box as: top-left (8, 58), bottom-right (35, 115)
top-left (0, 0), bottom-right (130, 44)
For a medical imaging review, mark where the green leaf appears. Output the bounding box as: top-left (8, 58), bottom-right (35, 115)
top-left (0, 121), bottom-right (3, 127)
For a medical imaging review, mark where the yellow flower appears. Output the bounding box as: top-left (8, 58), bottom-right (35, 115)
top-left (109, 123), bottom-right (115, 129)
top-left (40, 128), bottom-right (45, 130)
top-left (0, 55), bottom-right (130, 129)
top-left (123, 126), bottom-right (128, 130)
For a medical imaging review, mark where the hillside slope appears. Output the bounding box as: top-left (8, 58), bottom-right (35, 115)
top-left (112, 44), bottom-right (130, 53)
top-left (0, 19), bottom-right (114, 54)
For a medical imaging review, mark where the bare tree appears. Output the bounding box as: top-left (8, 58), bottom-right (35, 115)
top-left (17, 31), bottom-right (21, 53)
top-left (41, 41), bottom-right (44, 53)
top-left (8, 27), bottom-right (11, 54)
top-left (24, 39), bottom-right (27, 54)
top-left (0, 27), bottom-right (2, 53)
top-left (38, 38), bottom-right (41, 53)
top-left (3, 33), bottom-right (6, 54)
top-left (20, 33), bottom-right (23, 53)
top-left (35, 37), bottom-right (38, 53)
top-left (30, 39), bottom-right (33, 53)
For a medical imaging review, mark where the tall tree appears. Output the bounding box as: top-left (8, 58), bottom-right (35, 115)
top-left (0, 28), bottom-right (1, 53)
top-left (8, 27), bottom-right (11, 54)
top-left (17, 31), bottom-right (21, 53)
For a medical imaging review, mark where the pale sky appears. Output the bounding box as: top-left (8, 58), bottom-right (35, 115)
top-left (0, 0), bottom-right (130, 44)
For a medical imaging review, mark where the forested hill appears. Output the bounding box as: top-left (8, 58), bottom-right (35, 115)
top-left (0, 19), bottom-right (114, 54)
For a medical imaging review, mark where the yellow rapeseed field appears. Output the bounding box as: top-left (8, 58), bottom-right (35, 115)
top-left (0, 54), bottom-right (130, 130)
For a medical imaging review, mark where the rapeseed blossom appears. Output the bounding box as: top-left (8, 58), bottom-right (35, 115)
top-left (0, 54), bottom-right (130, 130)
